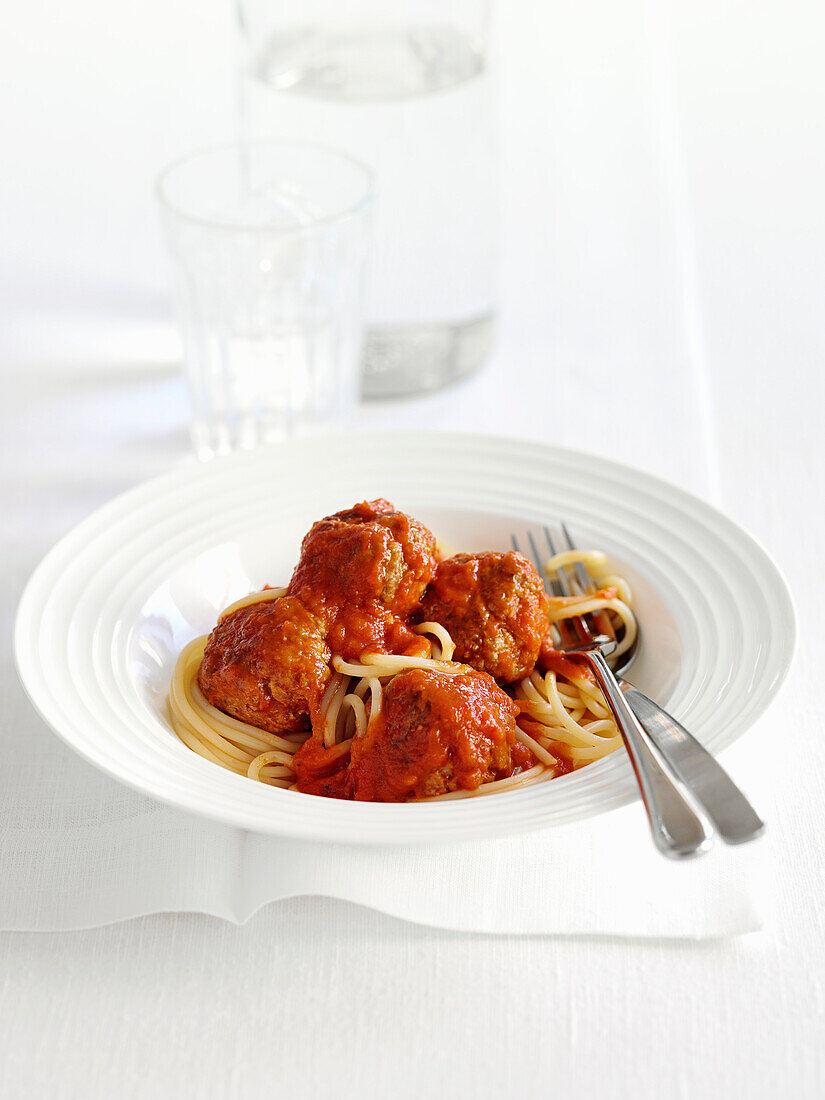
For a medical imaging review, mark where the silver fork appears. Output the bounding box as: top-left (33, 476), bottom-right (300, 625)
top-left (513, 529), bottom-right (715, 858)
top-left (516, 524), bottom-right (765, 854)
top-left (551, 523), bottom-right (765, 844)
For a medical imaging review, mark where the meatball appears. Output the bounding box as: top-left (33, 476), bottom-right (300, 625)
top-left (288, 499), bottom-right (439, 659)
top-left (347, 667), bottom-right (521, 802)
top-left (415, 551), bottom-right (548, 682)
top-left (197, 596), bottom-right (330, 734)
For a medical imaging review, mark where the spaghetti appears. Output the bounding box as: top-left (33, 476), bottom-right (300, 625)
top-left (168, 549), bottom-right (634, 800)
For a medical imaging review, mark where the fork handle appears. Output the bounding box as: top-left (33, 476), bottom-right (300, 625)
top-left (619, 682), bottom-right (765, 844)
top-left (580, 650), bottom-right (714, 859)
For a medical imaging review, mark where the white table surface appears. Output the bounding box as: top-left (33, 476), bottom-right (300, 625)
top-left (2, 0), bottom-right (824, 1096)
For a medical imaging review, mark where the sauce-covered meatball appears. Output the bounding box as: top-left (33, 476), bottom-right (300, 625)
top-left (416, 551), bottom-right (549, 682)
top-left (198, 596), bottom-right (330, 734)
top-left (288, 499), bottom-right (438, 659)
top-left (347, 667), bottom-right (522, 801)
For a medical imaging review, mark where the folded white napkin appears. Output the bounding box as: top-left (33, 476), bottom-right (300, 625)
top-left (2, 642), bottom-right (769, 935)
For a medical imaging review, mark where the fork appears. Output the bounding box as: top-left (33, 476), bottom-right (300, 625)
top-left (547, 524), bottom-right (764, 844)
top-left (515, 524), bottom-right (765, 856)
top-left (550, 519), bottom-right (770, 844)
top-left (514, 529), bottom-right (715, 858)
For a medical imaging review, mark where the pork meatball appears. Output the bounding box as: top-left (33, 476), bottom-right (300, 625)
top-left (415, 551), bottom-right (549, 682)
top-left (347, 667), bottom-right (521, 802)
top-left (288, 499), bottom-right (439, 659)
top-left (197, 596), bottom-right (330, 734)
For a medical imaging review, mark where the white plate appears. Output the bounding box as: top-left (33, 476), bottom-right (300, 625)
top-left (14, 431), bottom-right (796, 844)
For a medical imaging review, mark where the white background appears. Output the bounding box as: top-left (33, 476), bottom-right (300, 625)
top-left (2, 0), bottom-right (824, 1096)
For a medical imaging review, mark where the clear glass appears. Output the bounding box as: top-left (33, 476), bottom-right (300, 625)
top-left (157, 142), bottom-right (374, 459)
top-left (237, 0), bottom-right (497, 398)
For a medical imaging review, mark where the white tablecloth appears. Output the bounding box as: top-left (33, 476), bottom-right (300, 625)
top-left (2, 0), bottom-right (823, 1095)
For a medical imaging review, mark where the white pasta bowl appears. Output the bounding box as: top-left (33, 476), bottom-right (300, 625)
top-left (14, 431), bottom-right (795, 844)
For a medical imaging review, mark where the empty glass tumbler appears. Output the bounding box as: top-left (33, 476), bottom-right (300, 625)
top-left (237, 0), bottom-right (497, 397)
top-left (157, 142), bottom-right (374, 458)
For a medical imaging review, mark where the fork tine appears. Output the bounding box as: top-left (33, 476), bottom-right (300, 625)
top-left (560, 521), bottom-right (593, 594)
top-left (513, 529), bottom-right (556, 597)
top-left (524, 529), bottom-right (561, 598)
top-left (526, 529), bottom-right (542, 569)
top-left (541, 526), bottom-right (573, 597)
top-left (523, 530), bottom-right (542, 574)
top-left (559, 521), bottom-right (615, 644)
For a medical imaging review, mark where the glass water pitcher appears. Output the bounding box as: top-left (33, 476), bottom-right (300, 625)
top-left (237, 0), bottom-right (497, 397)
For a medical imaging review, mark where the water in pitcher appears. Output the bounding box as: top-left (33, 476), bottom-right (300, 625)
top-left (240, 25), bottom-right (497, 396)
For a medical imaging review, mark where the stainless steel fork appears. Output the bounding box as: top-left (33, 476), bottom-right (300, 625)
top-left (514, 529), bottom-right (716, 858)
top-left (550, 523), bottom-right (764, 843)
top-left (515, 524), bottom-right (764, 856)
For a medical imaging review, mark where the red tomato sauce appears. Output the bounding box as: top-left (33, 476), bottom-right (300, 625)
top-left (538, 639), bottom-right (596, 684)
top-left (293, 668), bottom-right (527, 802)
top-left (323, 603), bottom-right (431, 663)
top-left (290, 738), bottom-right (352, 799)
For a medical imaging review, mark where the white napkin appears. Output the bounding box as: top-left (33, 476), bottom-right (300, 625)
top-left (0, 721), bottom-right (768, 935)
top-left (2, 364), bottom-right (769, 937)
top-left (4, 611), bottom-right (768, 936)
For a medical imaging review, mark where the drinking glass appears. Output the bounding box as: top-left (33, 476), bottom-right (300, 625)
top-left (236, 0), bottom-right (497, 398)
top-left (157, 142), bottom-right (374, 459)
